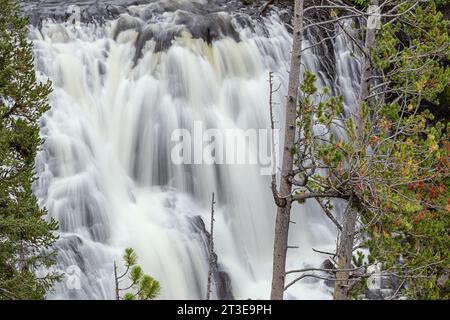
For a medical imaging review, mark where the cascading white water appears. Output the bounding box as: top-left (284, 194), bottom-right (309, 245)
top-left (30, 1), bottom-right (357, 300)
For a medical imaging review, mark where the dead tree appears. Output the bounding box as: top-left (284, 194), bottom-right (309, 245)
top-left (206, 192), bottom-right (216, 300)
top-left (270, 0), bottom-right (305, 300)
top-left (114, 261), bottom-right (120, 300)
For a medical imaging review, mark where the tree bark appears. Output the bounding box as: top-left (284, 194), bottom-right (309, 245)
top-left (114, 261), bottom-right (120, 300)
top-left (333, 207), bottom-right (357, 300)
top-left (270, 0), bottom-right (304, 300)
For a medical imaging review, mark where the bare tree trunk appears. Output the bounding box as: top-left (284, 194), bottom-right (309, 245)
top-left (114, 261), bottom-right (120, 300)
top-left (206, 192), bottom-right (215, 300)
top-left (333, 207), bottom-right (357, 300)
top-left (270, 0), bottom-right (304, 300)
top-left (334, 0), bottom-right (379, 300)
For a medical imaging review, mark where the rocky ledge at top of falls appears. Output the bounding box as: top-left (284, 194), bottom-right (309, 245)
top-left (22, 0), bottom-right (298, 62)
top-left (21, 0), bottom-right (337, 78)
top-left (20, 0), bottom-right (292, 28)
top-left (21, 1), bottom-right (291, 54)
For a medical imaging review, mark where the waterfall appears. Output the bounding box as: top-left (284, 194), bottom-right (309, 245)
top-left (28, 0), bottom-right (357, 300)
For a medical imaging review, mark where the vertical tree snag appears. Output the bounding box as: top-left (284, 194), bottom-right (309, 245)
top-left (271, 0), bottom-right (304, 300)
top-left (114, 261), bottom-right (120, 300)
top-left (206, 192), bottom-right (216, 300)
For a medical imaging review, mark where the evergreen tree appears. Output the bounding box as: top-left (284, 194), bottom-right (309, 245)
top-left (361, 1), bottom-right (450, 298)
top-left (0, 0), bottom-right (59, 299)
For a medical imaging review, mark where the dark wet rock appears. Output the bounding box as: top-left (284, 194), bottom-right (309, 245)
top-left (55, 234), bottom-right (86, 272)
top-left (98, 60), bottom-right (107, 76)
top-left (321, 259), bottom-right (335, 270)
top-left (26, 1), bottom-right (248, 61)
top-left (172, 11), bottom-right (240, 44)
top-left (258, 0), bottom-right (345, 81)
top-left (133, 25), bottom-right (157, 59)
top-left (113, 15), bottom-right (142, 40)
top-left (217, 271), bottom-right (234, 300)
top-left (359, 273), bottom-right (404, 300)
top-left (364, 287), bottom-right (383, 300)
top-left (278, 9), bottom-right (292, 25)
top-left (21, 0), bottom-right (280, 44)
top-left (321, 259), bottom-right (336, 288)
top-left (21, 0), bottom-right (146, 25)
top-left (21, 0), bottom-right (246, 25)
top-left (189, 215), bottom-right (235, 300)
top-left (130, 9), bottom-right (241, 59)
top-left (304, 9), bottom-right (337, 81)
